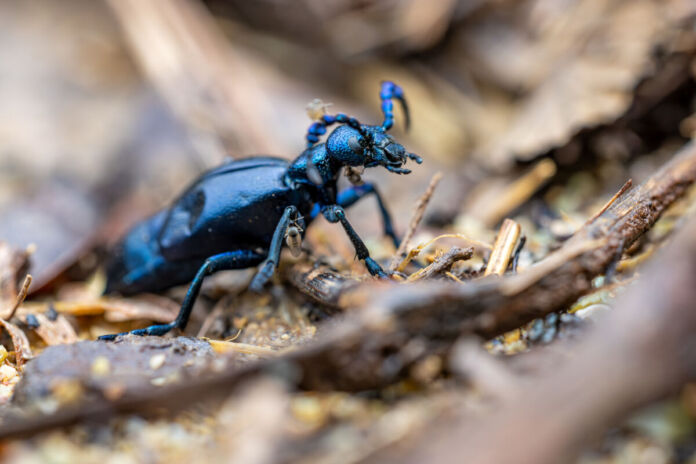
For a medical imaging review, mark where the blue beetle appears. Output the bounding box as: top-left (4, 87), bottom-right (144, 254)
top-left (99, 81), bottom-right (421, 340)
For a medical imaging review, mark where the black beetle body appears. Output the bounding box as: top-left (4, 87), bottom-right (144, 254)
top-left (106, 158), bottom-right (311, 294)
top-left (100, 81), bottom-right (421, 340)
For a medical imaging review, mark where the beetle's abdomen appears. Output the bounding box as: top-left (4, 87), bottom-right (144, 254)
top-left (105, 211), bottom-right (203, 294)
top-left (157, 160), bottom-right (311, 261)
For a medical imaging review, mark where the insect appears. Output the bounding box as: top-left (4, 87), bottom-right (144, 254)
top-left (99, 81), bottom-right (421, 340)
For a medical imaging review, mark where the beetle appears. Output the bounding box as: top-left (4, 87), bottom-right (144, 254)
top-left (99, 81), bottom-right (421, 340)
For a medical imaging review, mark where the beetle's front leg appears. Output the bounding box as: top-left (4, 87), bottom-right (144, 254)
top-left (324, 205), bottom-right (388, 278)
top-left (249, 206), bottom-right (302, 292)
top-left (337, 183), bottom-right (399, 248)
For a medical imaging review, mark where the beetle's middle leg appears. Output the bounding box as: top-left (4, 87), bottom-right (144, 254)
top-left (249, 206), bottom-right (302, 292)
top-left (99, 249), bottom-right (264, 340)
top-left (337, 183), bottom-right (399, 248)
top-left (324, 205), bottom-right (388, 278)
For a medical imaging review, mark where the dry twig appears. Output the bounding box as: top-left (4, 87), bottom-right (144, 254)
top-left (379, 211), bottom-right (696, 464)
top-left (389, 172), bottom-right (443, 271)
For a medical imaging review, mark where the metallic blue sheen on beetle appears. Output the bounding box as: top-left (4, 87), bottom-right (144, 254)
top-left (100, 81), bottom-right (422, 340)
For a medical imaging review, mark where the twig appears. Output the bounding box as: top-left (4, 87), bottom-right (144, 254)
top-left (4, 275), bottom-right (32, 321)
top-left (483, 219), bottom-right (521, 276)
top-left (389, 172), bottom-right (443, 271)
top-left (585, 179), bottom-right (633, 225)
top-left (407, 247), bottom-right (473, 282)
top-left (477, 159), bottom-right (557, 227)
top-left (380, 212), bottom-right (696, 464)
top-left (394, 234), bottom-right (491, 274)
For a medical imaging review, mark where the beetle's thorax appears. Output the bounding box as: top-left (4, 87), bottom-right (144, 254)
top-left (287, 144), bottom-right (344, 187)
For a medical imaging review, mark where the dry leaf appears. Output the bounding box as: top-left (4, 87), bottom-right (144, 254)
top-left (30, 313), bottom-right (78, 346)
top-left (462, 0), bottom-right (696, 168)
top-left (0, 318), bottom-right (33, 369)
top-left (0, 242), bottom-right (30, 311)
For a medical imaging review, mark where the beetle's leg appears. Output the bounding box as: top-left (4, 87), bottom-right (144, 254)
top-left (249, 206), bottom-right (300, 292)
top-left (337, 183), bottom-right (399, 248)
top-left (99, 249), bottom-right (264, 340)
top-left (324, 205), bottom-right (388, 278)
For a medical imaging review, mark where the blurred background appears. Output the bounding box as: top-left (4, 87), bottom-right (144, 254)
top-left (0, 1), bottom-right (695, 463)
top-left (0, 0), bottom-right (694, 287)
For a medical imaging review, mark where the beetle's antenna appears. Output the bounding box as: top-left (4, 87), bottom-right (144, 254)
top-left (380, 81), bottom-right (410, 132)
top-left (305, 113), bottom-right (370, 148)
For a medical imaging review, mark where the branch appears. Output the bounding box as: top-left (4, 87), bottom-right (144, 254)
top-left (379, 206), bottom-right (696, 464)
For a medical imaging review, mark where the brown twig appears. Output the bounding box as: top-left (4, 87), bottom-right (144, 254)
top-left (585, 178), bottom-right (633, 225)
top-left (477, 159), bottom-right (557, 227)
top-left (407, 247), bottom-right (473, 282)
top-left (4, 274), bottom-right (32, 321)
top-left (389, 172), bottom-right (443, 271)
top-left (380, 211), bottom-right (696, 464)
top-left (483, 219), bottom-right (521, 276)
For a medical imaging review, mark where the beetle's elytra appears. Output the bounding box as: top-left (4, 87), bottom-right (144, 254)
top-left (100, 81), bottom-right (422, 340)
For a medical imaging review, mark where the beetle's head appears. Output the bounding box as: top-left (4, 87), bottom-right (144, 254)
top-left (325, 125), bottom-right (422, 174)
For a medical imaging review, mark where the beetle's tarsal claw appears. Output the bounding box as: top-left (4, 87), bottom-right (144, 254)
top-left (364, 257), bottom-right (388, 278)
top-left (98, 322), bottom-right (178, 341)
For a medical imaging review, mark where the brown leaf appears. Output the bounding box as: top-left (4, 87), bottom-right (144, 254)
top-left (463, 0), bottom-right (696, 168)
top-left (100, 295), bottom-right (180, 323)
top-left (0, 319), bottom-right (33, 369)
top-left (0, 242), bottom-right (30, 311)
top-left (30, 313), bottom-right (78, 346)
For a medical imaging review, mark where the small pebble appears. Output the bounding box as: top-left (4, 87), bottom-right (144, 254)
top-left (149, 354), bottom-right (166, 370)
top-left (575, 303), bottom-right (612, 321)
top-left (91, 356), bottom-right (111, 376)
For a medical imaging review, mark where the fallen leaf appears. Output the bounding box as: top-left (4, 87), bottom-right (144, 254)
top-left (0, 319), bottom-right (33, 369)
top-left (30, 313), bottom-right (78, 346)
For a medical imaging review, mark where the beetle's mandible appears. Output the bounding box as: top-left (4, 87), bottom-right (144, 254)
top-left (100, 81), bottom-right (422, 340)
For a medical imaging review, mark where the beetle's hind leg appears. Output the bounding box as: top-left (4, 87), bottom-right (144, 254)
top-left (249, 206), bottom-right (302, 292)
top-left (99, 249), bottom-right (265, 341)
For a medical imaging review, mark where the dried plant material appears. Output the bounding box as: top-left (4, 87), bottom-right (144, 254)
top-left (390, 172), bottom-right (443, 271)
top-left (17, 295), bottom-right (178, 323)
top-left (396, 234), bottom-right (491, 274)
top-left (106, 0), bottom-right (287, 157)
top-left (484, 220), bottom-right (522, 277)
top-left (100, 295), bottom-right (180, 323)
top-left (0, 243), bottom-right (31, 312)
top-left (386, 213), bottom-right (696, 464)
top-left (586, 179), bottom-right (634, 225)
top-left (472, 159), bottom-right (557, 227)
top-left (0, 319), bottom-right (33, 369)
top-left (207, 339), bottom-right (280, 358)
top-left (19, 301), bottom-right (105, 318)
top-left (288, 264), bottom-right (358, 308)
top-left (30, 313), bottom-right (78, 346)
top-left (407, 247), bottom-right (474, 282)
top-left (471, 0), bottom-right (696, 167)
top-left (4, 274), bottom-right (31, 320)
top-left (500, 238), bottom-right (607, 296)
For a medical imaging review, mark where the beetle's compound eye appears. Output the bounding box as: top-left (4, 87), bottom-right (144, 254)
top-left (348, 136), bottom-right (363, 155)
